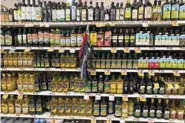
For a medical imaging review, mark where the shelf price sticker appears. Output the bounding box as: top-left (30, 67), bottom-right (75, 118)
top-left (148, 119), bottom-right (154, 123)
top-left (106, 119), bottom-right (111, 123)
top-left (96, 23), bottom-right (105, 27)
top-left (59, 48), bottom-right (65, 53)
top-left (45, 23), bottom-right (50, 27)
top-left (135, 48), bottom-right (141, 53)
top-left (90, 70), bottom-right (96, 75)
top-left (121, 70), bottom-right (127, 75)
top-left (25, 23), bottom-right (34, 27)
top-left (95, 94), bottom-right (101, 100)
top-left (70, 49), bottom-right (75, 53)
top-left (174, 83), bottom-right (180, 89)
top-left (39, 23), bottom-right (45, 27)
top-left (3, 93), bottom-right (9, 99)
top-left (173, 70), bottom-right (180, 76)
top-left (48, 47), bottom-right (54, 52)
top-left (142, 22), bottom-right (149, 27)
top-left (84, 94), bottom-right (89, 100)
top-left (111, 48), bottom-right (117, 53)
top-left (140, 95), bottom-right (146, 102)
top-left (120, 118), bottom-right (125, 123)
top-left (109, 95), bottom-right (115, 101)
top-left (109, 23), bottom-right (115, 26)
top-left (91, 117), bottom-right (96, 123)
top-left (122, 95), bottom-right (128, 101)
top-left (138, 70), bottom-right (144, 77)
top-left (24, 47), bottom-right (30, 52)
top-left (105, 70), bottom-right (111, 75)
top-left (172, 21), bottom-right (179, 26)
top-left (149, 70), bottom-right (155, 76)
top-left (124, 48), bottom-right (130, 53)
top-left (18, 93), bottom-right (23, 100)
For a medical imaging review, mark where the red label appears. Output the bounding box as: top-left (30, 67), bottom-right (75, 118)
top-left (149, 62), bottom-right (154, 68)
top-left (154, 62), bottom-right (160, 69)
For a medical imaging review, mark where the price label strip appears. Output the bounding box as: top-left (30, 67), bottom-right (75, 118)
top-left (135, 48), bottom-right (141, 53)
top-left (84, 94), bottom-right (90, 100)
top-left (59, 48), bottom-right (65, 53)
top-left (138, 70), bottom-right (144, 77)
top-left (172, 21), bottom-right (179, 26)
top-left (173, 70), bottom-right (180, 76)
top-left (70, 49), bottom-right (76, 53)
top-left (149, 70), bottom-right (155, 76)
top-left (109, 95), bottom-right (115, 101)
top-left (121, 70), bottom-right (127, 75)
top-left (24, 47), bottom-right (30, 52)
top-left (48, 47), bottom-right (54, 52)
top-left (95, 94), bottom-right (101, 100)
top-left (122, 95), bottom-right (128, 101)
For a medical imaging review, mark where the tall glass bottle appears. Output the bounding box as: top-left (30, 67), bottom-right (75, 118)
top-left (81, 1), bottom-right (87, 21)
top-left (179, 0), bottom-right (185, 20)
top-left (94, 2), bottom-right (100, 21)
top-left (100, 2), bottom-right (105, 21)
top-left (88, 1), bottom-right (94, 21)
top-left (162, 0), bottom-right (172, 20)
top-left (144, 0), bottom-right (152, 20)
top-left (120, 3), bottom-right (124, 20)
top-left (125, 0), bottom-right (132, 20)
top-left (132, 0), bottom-right (138, 20)
top-left (65, 3), bottom-right (71, 21)
top-left (138, 0), bottom-right (144, 20)
top-left (110, 2), bottom-right (116, 21)
top-left (116, 3), bottom-right (120, 21)
top-left (71, 0), bottom-right (76, 21)
top-left (171, 0), bottom-right (179, 20)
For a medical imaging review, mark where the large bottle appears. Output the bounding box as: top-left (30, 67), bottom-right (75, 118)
top-left (88, 1), bottom-right (94, 21)
top-left (124, 0), bottom-right (131, 20)
top-left (100, 2), bottom-right (105, 21)
top-left (94, 2), bottom-right (100, 21)
top-left (81, 1), bottom-right (87, 21)
top-left (100, 97), bottom-right (107, 116)
top-left (114, 98), bottom-right (122, 117)
top-left (179, 0), bottom-right (185, 20)
top-left (171, 0), bottom-right (179, 20)
top-left (22, 95), bottom-right (29, 114)
top-left (65, 3), bottom-right (71, 21)
top-left (162, 0), bottom-right (172, 20)
top-left (134, 98), bottom-right (141, 118)
top-left (8, 95), bottom-right (15, 114)
top-left (122, 100), bottom-right (128, 118)
top-left (29, 96), bottom-right (35, 114)
top-left (138, 0), bottom-right (144, 20)
top-left (144, 0), bottom-right (152, 20)
top-left (164, 99), bottom-right (170, 119)
top-left (93, 100), bottom-right (100, 116)
top-left (132, 0), bottom-right (138, 20)
top-left (71, 0), bottom-right (76, 21)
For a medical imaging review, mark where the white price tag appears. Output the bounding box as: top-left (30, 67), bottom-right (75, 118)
top-left (95, 94), bottom-right (101, 100)
top-left (84, 94), bottom-right (89, 100)
top-left (142, 23), bottom-right (149, 27)
top-left (120, 119), bottom-right (125, 123)
top-left (109, 95), bottom-right (115, 101)
top-left (70, 49), bottom-right (75, 53)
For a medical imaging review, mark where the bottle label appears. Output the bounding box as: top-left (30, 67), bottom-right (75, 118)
top-left (60, 9), bottom-right (65, 21)
top-left (77, 9), bottom-right (80, 21)
top-left (88, 9), bottom-right (93, 21)
top-left (66, 38), bottom-right (70, 46)
top-left (172, 4), bottom-right (179, 19)
top-left (86, 105), bottom-right (92, 114)
top-left (31, 7), bottom-right (35, 21)
top-left (60, 37), bottom-right (66, 46)
top-left (71, 35), bottom-right (77, 46)
top-left (145, 6), bottom-right (152, 19)
top-left (116, 9), bottom-right (120, 20)
top-left (98, 82), bottom-right (104, 92)
top-left (18, 34), bottom-right (22, 45)
top-left (32, 34), bottom-right (38, 45)
top-left (180, 34), bottom-right (185, 45)
top-left (90, 33), bottom-right (97, 46)
top-left (14, 10), bottom-right (18, 21)
top-left (92, 81), bottom-right (98, 92)
top-left (164, 111), bottom-right (170, 118)
top-left (150, 109), bottom-right (155, 117)
top-left (157, 110), bottom-right (162, 117)
top-left (36, 7), bottom-right (42, 21)
top-left (155, 35), bottom-right (162, 46)
top-left (58, 105), bottom-right (65, 114)
top-left (110, 9), bottom-right (116, 20)
top-left (55, 33), bottom-right (60, 45)
top-left (44, 32), bottom-right (49, 44)
top-left (125, 8), bottom-right (131, 18)
top-left (108, 102), bottom-right (113, 113)
top-left (22, 34), bottom-right (27, 45)
top-left (93, 104), bottom-right (100, 115)
top-left (138, 7), bottom-right (144, 19)
top-left (104, 81), bottom-right (110, 93)
top-left (5, 35), bottom-right (12, 45)
top-left (52, 10), bottom-right (57, 21)
top-left (163, 4), bottom-right (171, 19)
top-left (49, 33), bottom-right (55, 46)
top-left (65, 9), bottom-right (71, 21)
top-left (26, 7), bottom-right (31, 20)
top-left (100, 9), bottom-right (105, 20)
top-left (120, 9), bottom-right (124, 20)
top-left (22, 104), bottom-right (28, 113)
top-left (18, 9), bottom-right (22, 21)
top-left (15, 104), bottom-right (21, 113)
top-left (132, 9), bottom-right (138, 19)
top-left (179, 5), bottom-right (185, 19)
top-left (71, 6), bottom-right (76, 20)
top-left (38, 32), bottom-right (44, 44)
top-left (136, 33), bottom-right (142, 45)
top-left (95, 9), bottom-right (100, 20)
top-left (115, 105), bottom-right (121, 116)
top-left (1, 35), bottom-right (4, 45)
top-left (2, 104), bottom-right (8, 113)
top-left (101, 105), bottom-right (107, 115)
top-left (135, 109), bottom-right (141, 117)
top-left (82, 9), bottom-right (87, 21)
top-left (104, 31), bottom-right (112, 46)
top-left (105, 14), bottom-right (109, 20)
top-left (77, 35), bottom-right (83, 46)
top-left (162, 34), bottom-right (169, 46)
top-left (21, 6), bottom-right (26, 20)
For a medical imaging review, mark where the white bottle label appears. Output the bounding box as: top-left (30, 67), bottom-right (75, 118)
top-left (132, 9), bottom-right (138, 19)
top-left (71, 6), bottom-right (76, 20)
top-left (21, 6), bottom-right (26, 20)
top-left (18, 35), bottom-right (22, 44)
top-left (82, 9), bottom-right (86, 21)
top-left (116, 9), bottom-right (120, 20)
top-left (27, 7), bottom-right (31, 20)
top-left (23, 34), bottom-right (27, 45)
top-left (145, 6), bottom-right (152, 19)
top-left (120, 9), bottom-right (124, 20)
top-left (88, 9), bottom-right (93, 21)
top-left (77, 9), bottom-right (80, 21)
top-left (71, 35), bottom-right (76, 45)
top-left (31, 7), bottom-right (35, 21)
top-left (77, 35), bottom-right (83, 45)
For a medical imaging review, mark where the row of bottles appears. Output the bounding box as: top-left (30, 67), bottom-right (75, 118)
top-left (89, 27), bottom-right (185, 47)
top-left (89, 51), bottom-right (185, 69)
top-left (2, 27), bottom-right (185, 47)
top-left (87, 73), bottom-right (185, 95)
top-left (50, 97), bottom-right (92, 116)
top-left (2, 95), bottom-right (184, 120)
top-left (2, 72), bottom-right (185, 95)
top-left (1, 27), bottom-right (84, 47)
top-left (1, 95), bottom-right (44, 115)
top-left (2, 52), bottom-right (78, 68)
top-left (2, 0), bottom-right (185, 22)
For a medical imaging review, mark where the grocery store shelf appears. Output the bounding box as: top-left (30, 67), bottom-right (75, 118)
top-left (89, 69), bottom-right (185, 73)
top-left (93, 47), bottom-right (185, 51)
top-left (1, 47), bottom-right (80, 51)
top-left (1, 47), bottom-right (185, 51)
top-left (1, 21), bottom-right (185, 27)
top-left (0, 113), bottom-right (184, 122)
top-left (1, 68), bottom-right (81, 72)
top-left (1, 91), bottom-right (185, 99)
